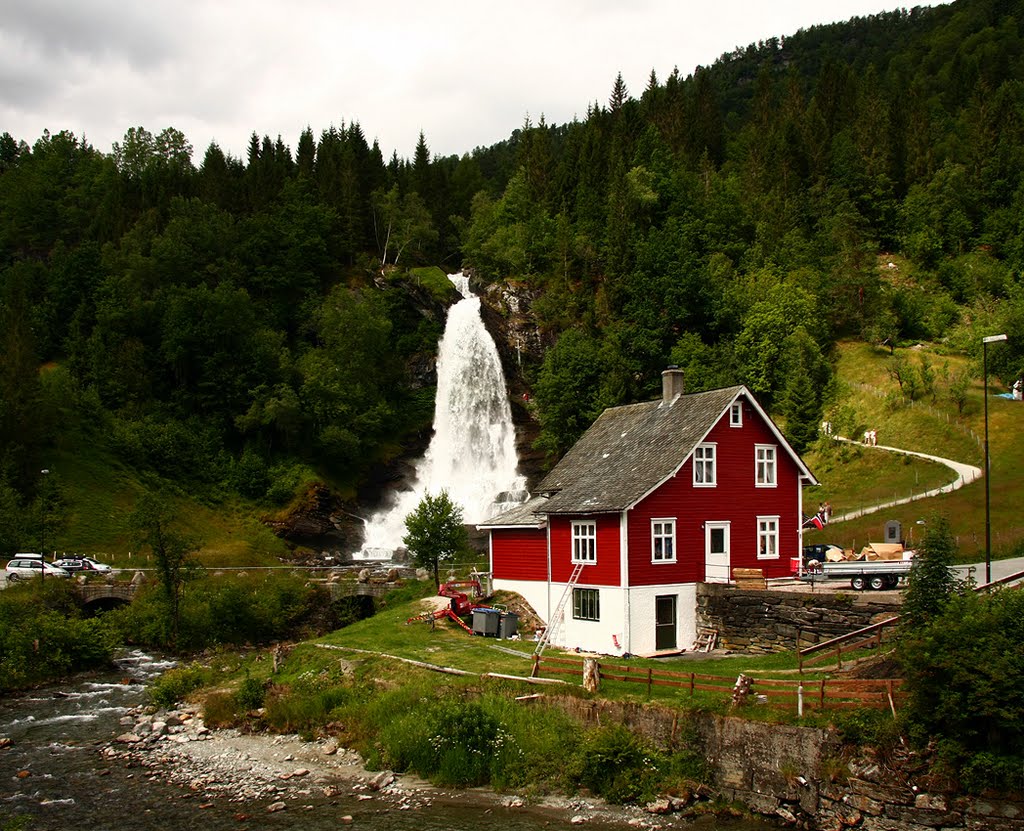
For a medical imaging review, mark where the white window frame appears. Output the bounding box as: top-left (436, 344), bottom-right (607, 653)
top-left (693, 443), bottom-right (717, 487)
top-left (730, 401), bottom-right (743, 427)
top-left (757, 515), bottom-right (780, 560)
top-left (571, 520), bottom-right (597, 564)
top-left (572, 587), bottom-right (600, 621)
top-left (755, 444), bottom-right (777, 487)
top-left (651, 518), bottom-right (676, 563)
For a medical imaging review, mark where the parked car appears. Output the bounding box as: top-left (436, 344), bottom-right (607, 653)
top-left (801, 543), bottom-right (844, 567)
top-left (52, 557), bottom-right (113, 574)
top-left (5, 558), bottom-right (71, 581)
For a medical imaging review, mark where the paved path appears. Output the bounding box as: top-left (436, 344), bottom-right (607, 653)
top-left (824, 438), bottom-right (1020, 587)
top-left (956, 555), bottom-right (1024, 586)
top-left (829, 437), bottom-right (982, 523)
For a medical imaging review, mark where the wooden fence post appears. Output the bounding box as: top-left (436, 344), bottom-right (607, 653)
top-left (531, 654), bottom-right (540, 678)
top-left (689, 672), bottom-right (695, 696)
top-left (646, 667), bottom-right (652, 699)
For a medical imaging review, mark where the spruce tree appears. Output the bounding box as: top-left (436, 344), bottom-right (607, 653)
top-left (901, 513), bottom-right (961, 630)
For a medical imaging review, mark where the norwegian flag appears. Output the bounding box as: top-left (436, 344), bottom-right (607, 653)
top-left (803, 514), bottom-right (825, 530)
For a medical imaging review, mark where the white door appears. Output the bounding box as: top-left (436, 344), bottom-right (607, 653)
top-left (704, 521), bottom-right (731, 583)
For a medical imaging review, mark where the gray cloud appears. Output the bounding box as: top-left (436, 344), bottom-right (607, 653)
top-left (1, 0), bottom-right (932, 161)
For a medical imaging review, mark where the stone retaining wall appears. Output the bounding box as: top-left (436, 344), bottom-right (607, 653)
top-left (543, 696), bottom-right (1024, 830)
top-left (696, 583), bottom-right (902, 653)
top-left (703, 714), bottom-right (1024, 830)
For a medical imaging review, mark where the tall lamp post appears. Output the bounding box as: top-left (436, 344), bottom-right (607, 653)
top-left (39, 468), bottom-right (50, 585)
top-left (983, 334), bottom-right (1007, 585)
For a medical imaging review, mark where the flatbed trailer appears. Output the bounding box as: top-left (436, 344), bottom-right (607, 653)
top-left (801, 558), bottom-right (913, 591)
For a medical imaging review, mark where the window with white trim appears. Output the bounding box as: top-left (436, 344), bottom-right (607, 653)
top-left (651, 519), bottom-right (676, 562)
top-left (572, 521), bottom-right (597, 563)
top-left (730, 401), bottom-right (743, 427)
top-left (755, 444), bottom-right (777, 487)
top-left (757, 516), bottom-right (780, 559)
top-left (572, 588), bottom-right (600, 621)
top-left (693, 444), bottom-right (716, 486)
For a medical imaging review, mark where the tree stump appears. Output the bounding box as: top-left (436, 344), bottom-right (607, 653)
top-left (583, 658), bottom-right (600, 692)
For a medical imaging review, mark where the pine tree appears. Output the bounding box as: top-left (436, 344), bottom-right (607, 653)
top-left (901, 514), bottom-right (962, 630)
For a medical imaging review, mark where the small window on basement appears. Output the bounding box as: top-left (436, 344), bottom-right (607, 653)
top-left (572, 588), bottom-right (600, 621)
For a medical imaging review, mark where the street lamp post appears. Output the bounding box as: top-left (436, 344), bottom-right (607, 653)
top-left (983, 334), bottom-right (1007, 585)
top-left (39, 469), bottom-right (50, 585)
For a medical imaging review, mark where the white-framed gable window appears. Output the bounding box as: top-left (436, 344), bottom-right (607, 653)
top-left (730, 401), bottom-right (743, 427)
top-left (757, 516), bottom-right (780, 559)
top-left (755, 444), bottom-right (777, 487)
top-left (572, 521), bottom-right (597, 563)
top-left (693, 443), bottom-right (716, 486)
top-left (651, 519), bottom-right (676, 563)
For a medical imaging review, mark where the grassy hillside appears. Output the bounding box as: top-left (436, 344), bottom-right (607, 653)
top-left (804, 341), bottom-right (1024, 560)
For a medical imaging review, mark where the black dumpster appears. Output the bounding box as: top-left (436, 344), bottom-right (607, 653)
top-left (472, 608), bottom-right (500, 636)
top-left (499, 612), bottom-right (519, 639)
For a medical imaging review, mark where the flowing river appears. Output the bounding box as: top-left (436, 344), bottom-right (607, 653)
top-left (1, 653), bottom-right (772, 830)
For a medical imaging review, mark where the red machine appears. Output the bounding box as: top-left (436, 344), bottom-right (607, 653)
top-left (437, 579), bottom-right (482, 615)
top-left (404, 579), bottom-right (485, 634)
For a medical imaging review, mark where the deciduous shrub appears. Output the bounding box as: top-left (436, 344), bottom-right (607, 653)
top-left (149, 662), bottom-right (212, 709)
top-left (568, 723), bottom-right (665, 804)
top-left (0, 581), bottom-right (118, 693)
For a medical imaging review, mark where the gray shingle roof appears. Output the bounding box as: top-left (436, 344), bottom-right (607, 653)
top-left (477, 496), bottom-right (549, 528)
top-left (536, 385), bottom-right (745, 515)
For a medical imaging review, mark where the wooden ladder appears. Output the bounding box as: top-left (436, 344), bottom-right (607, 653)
top-left (533, 561), bottom-right (585, 657)
top-left (693, 627), bottom-right (718, 652)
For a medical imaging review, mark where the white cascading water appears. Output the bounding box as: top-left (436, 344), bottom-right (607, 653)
top-left (357, 272), bottom-right (527, 559)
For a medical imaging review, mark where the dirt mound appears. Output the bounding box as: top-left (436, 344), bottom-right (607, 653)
top-left (489, 590), bottom-right (545, 634)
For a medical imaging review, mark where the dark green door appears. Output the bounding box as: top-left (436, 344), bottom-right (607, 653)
top-left (655, 595), bottom-right (677, 650)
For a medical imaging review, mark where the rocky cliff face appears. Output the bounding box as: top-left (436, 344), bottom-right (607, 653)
top-left (476, 276), bottom-right (550, 489)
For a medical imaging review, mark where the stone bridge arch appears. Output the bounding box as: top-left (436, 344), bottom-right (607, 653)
top-left (75, 580), bottom-right (142, 612)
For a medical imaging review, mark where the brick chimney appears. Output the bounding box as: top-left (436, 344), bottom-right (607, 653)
top-left (662, 366), bottom-right (685, 403)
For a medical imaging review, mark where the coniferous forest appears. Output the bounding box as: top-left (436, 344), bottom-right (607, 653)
top-left (3, 0), bottom-right (1024, 553)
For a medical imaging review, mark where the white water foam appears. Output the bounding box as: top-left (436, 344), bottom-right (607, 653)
top-left (357, 272), bottom-right (526, 558)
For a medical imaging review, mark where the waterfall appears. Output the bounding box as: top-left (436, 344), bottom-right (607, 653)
top-left (357, 272), bottom-right (527, 559)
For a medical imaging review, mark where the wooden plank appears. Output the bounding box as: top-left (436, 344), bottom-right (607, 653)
top-left (540, 666), bottom-right (585, 677)
top-left (541, 656), bottom-right (585, 667)
top-left (799, 616), bottom-right (900, 657)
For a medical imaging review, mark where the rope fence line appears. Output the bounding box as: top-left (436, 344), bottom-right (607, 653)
top-left (850, 382), bottom-right (983, 449)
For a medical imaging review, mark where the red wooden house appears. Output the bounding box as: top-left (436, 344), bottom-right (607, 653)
top-left (479, 368), bottom-right (817, 656)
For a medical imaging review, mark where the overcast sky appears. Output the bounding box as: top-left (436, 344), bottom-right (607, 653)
top-left (3, 1), bottom-right (939, 163)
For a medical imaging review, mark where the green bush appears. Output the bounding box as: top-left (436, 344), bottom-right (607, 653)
top-left (235, 671), bottom-right (266, 710)
top-left (832, 708), bottom-right (901, 748)
top-left (0, 581), bottom-right (118, 693)
top-left (569, 723), bottom-right (665, 804)
top-left (263, 685), bottom-right (351, 736)
top-left (149, 662), bottom-right (212, 709)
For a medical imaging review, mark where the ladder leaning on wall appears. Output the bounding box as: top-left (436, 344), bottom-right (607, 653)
top-left (533, 561), bottom-right (585, 657)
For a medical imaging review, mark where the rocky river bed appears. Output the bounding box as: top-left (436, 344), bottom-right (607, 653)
top-left (98, 703), bottom-right (760, 830)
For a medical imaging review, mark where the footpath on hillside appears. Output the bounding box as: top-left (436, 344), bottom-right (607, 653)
top-left (828, 436), bottom-right (982, 524)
